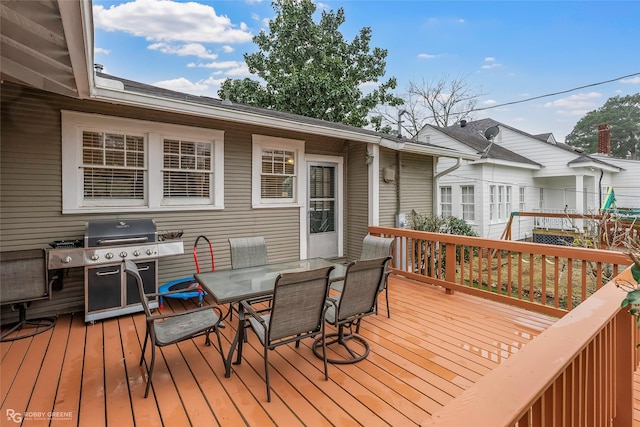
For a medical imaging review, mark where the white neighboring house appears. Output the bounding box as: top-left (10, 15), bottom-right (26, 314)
top-left (418, 118), bottom-right (633, 240)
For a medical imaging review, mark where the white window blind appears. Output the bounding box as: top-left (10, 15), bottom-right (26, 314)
top-left (82, 131), bottom-right (145, 199)
top-left (261, 149), bottom-right (295, 199)
top-left (163, 139), bottom-right (212, 198)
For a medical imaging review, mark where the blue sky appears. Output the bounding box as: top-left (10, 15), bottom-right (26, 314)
top-left (93, 0), bottom-right (640, 141)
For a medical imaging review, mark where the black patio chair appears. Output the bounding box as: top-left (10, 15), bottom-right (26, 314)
top-left (240, 265), bottom-right (335, 402)
top-left (0, 249), bottom-right (55, 342)
top-left (315, 256), bottom-right (391, 364)
top-left (123, 259), bottom-right (225, 398)
top-left (331, 234), bottom-right (395, 317)
top-left (228, 236), bottom-right (270, 320)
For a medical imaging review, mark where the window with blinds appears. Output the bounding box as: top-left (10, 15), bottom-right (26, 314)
top-left (163, 139), bottom-right (212, 198)
top-left (62, 111), bottom-right (224, 213)
top-left (82, 131), bottom-right (145, 199)
top-left (260, 149), bottom-right (295, 199)
top-left (251, 134), bottom-right (304, 208)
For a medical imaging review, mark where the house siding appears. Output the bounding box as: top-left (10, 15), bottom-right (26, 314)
top-left (379, 148), bottom-right (397, 227)
top-left (399, 152), bottom-right (434, 218)
top-left (378, 149), bottom-right (434, 228)
top-left (0, 82), bottom-right (349, 321)
top-left (345, 142), bottom-right (369, 259)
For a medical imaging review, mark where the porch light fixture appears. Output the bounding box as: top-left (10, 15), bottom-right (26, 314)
top-left (365, 151), bottom-right (374, 165)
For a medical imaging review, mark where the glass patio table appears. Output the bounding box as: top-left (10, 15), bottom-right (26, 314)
top-left (194, 258), bottom-right (346, 377)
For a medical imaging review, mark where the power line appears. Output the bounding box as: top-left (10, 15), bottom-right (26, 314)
top-left (470, 72), bottom-right (640, 112)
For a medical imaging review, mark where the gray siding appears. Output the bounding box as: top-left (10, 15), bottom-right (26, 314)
top-left (378, 149), bottom-right (434, 227)
top-left (345, 142), bottom-right (369, 260)
top-left (0, 82), bottom-right (347, 321)
top-left (379, 148), bottom-right (398, 227)
top-left (399, 152), bottom-right (434, 216)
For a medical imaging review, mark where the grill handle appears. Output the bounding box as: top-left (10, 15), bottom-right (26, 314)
top-left (96, 269), bottom-right (120, 276)
top-left (97, 237), bottom-right (149, 246)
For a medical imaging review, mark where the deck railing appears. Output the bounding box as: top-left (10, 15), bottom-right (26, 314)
top-left (423, 268), bottom-right (638, 426)
top-left (368, 226), bottom-right (637, 426)
top-left (370, 226), bottom-right (631, 317)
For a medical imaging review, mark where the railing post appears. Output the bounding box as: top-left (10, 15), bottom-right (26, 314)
top-left (445, 242), bottom-right (456, 295)
top-left (613, 309), bottom-right (634, 427)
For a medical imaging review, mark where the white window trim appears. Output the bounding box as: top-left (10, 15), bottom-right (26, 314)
top-left (252, 134), bottom-right (305, 209)
top-left (61, 110), bottom-right (224, 214)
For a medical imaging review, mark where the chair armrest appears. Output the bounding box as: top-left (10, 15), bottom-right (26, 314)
top-left (240, 300), bottom-right (268, 327)
top-left (148, 305), bottom-right (222, 322)
top-left (148, 286), bottom-right (206, 299)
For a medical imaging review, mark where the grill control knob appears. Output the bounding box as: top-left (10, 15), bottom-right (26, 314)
top-left (132, 250), bottom-right (140, 257)
top-left (146, 249), bottom-right (153, 256)
top-left (63, 256), bottom-right (73, 264)
top-left (91, 254), bottom-right (99, 261)
top-left (119, 251), bottom-right (128, 258)
top-left (105, 252), bottom-right (114, 260)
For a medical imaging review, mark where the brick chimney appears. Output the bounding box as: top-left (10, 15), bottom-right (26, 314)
top-left (597, 123), bottom-right (611, 155)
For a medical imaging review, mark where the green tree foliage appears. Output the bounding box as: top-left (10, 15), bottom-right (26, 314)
top-left (565, 93), bottom-right (640, 159)
top-left (218, 0), bottom-right (403, 128)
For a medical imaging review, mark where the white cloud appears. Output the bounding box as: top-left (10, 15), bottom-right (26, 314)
top-left (482, 99), bottom-right (497, 106)
top-left (153, 77), bottom-right (209, 92)
top-left (187, 61), bottom-right (251, 78)
top-left (95, 47), bottom-right (110, 55)
top-left (221, 45), bottom-right (234, 53)
top-left (481, 57), bottom-right (501, 69)
top-left (202, 76), bottom-right (228, 86)
top-left (192, 60), bottom-right (244, 69)
top-left (417, 53), bottom-right (437, 59)
top-left (621, 76), bottom-right (640, 84)
top-left (544, 92), bottom-right (602, 116)
top-left (93, 0), bottom-right (253, 44)
top-left (148, 42), bottom-right (218, 59)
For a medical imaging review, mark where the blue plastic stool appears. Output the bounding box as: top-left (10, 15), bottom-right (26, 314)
top-left (158, 276), bottom-right (206, 309)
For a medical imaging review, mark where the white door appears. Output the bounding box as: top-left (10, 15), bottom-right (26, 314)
top-left (307, 161), bottom-right (339, 258)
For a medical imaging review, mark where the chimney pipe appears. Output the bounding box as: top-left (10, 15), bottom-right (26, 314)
top-left (94, 64), bottom-right (104, 72)
top-left (597, 124), bottom-right (611, 156)
top-left (397, 109), bottom-right (407, 138)
top-left (460, 119), bottom-right (467, 128)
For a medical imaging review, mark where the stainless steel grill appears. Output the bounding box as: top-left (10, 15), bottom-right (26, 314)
top-left (47, 219), bottom-right (183, 323)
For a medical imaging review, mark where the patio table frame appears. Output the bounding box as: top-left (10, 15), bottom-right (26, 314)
top-left (195, 258), bottom-right (346, 377)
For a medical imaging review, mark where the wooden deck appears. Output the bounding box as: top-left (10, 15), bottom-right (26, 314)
top-left (0, 274), bottom-right (604, 426)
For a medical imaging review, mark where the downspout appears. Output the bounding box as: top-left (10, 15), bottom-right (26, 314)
top-left (433, 157), bottom-right (463, 214)
top-left (598, 168), bottom-right (604, 210)
top-left (396, 109), bottom-right (407, 226)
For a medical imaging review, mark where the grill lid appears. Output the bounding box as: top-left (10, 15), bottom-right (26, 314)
top-left (85, 219), bottom-right (157, 247)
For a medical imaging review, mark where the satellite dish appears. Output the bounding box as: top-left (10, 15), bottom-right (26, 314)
top-left (484, 125), bottom-right (500, 141)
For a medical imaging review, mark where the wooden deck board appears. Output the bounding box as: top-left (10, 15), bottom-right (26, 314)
top-left (4, 275), bottom-right (637, 426)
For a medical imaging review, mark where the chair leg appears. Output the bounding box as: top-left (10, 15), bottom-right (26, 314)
top-left (144, 344), bottom-right (156, 398)
top-left (264, 346), bottom-right (271, 402)
top-left (140, 329), bottom-right (150, 366)
top-left (321, 325), bottom-right (328, 380)
top-left (385, 285), bottom-right (390, 318)
top-left (213, 328), bottom-right (226, 367)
